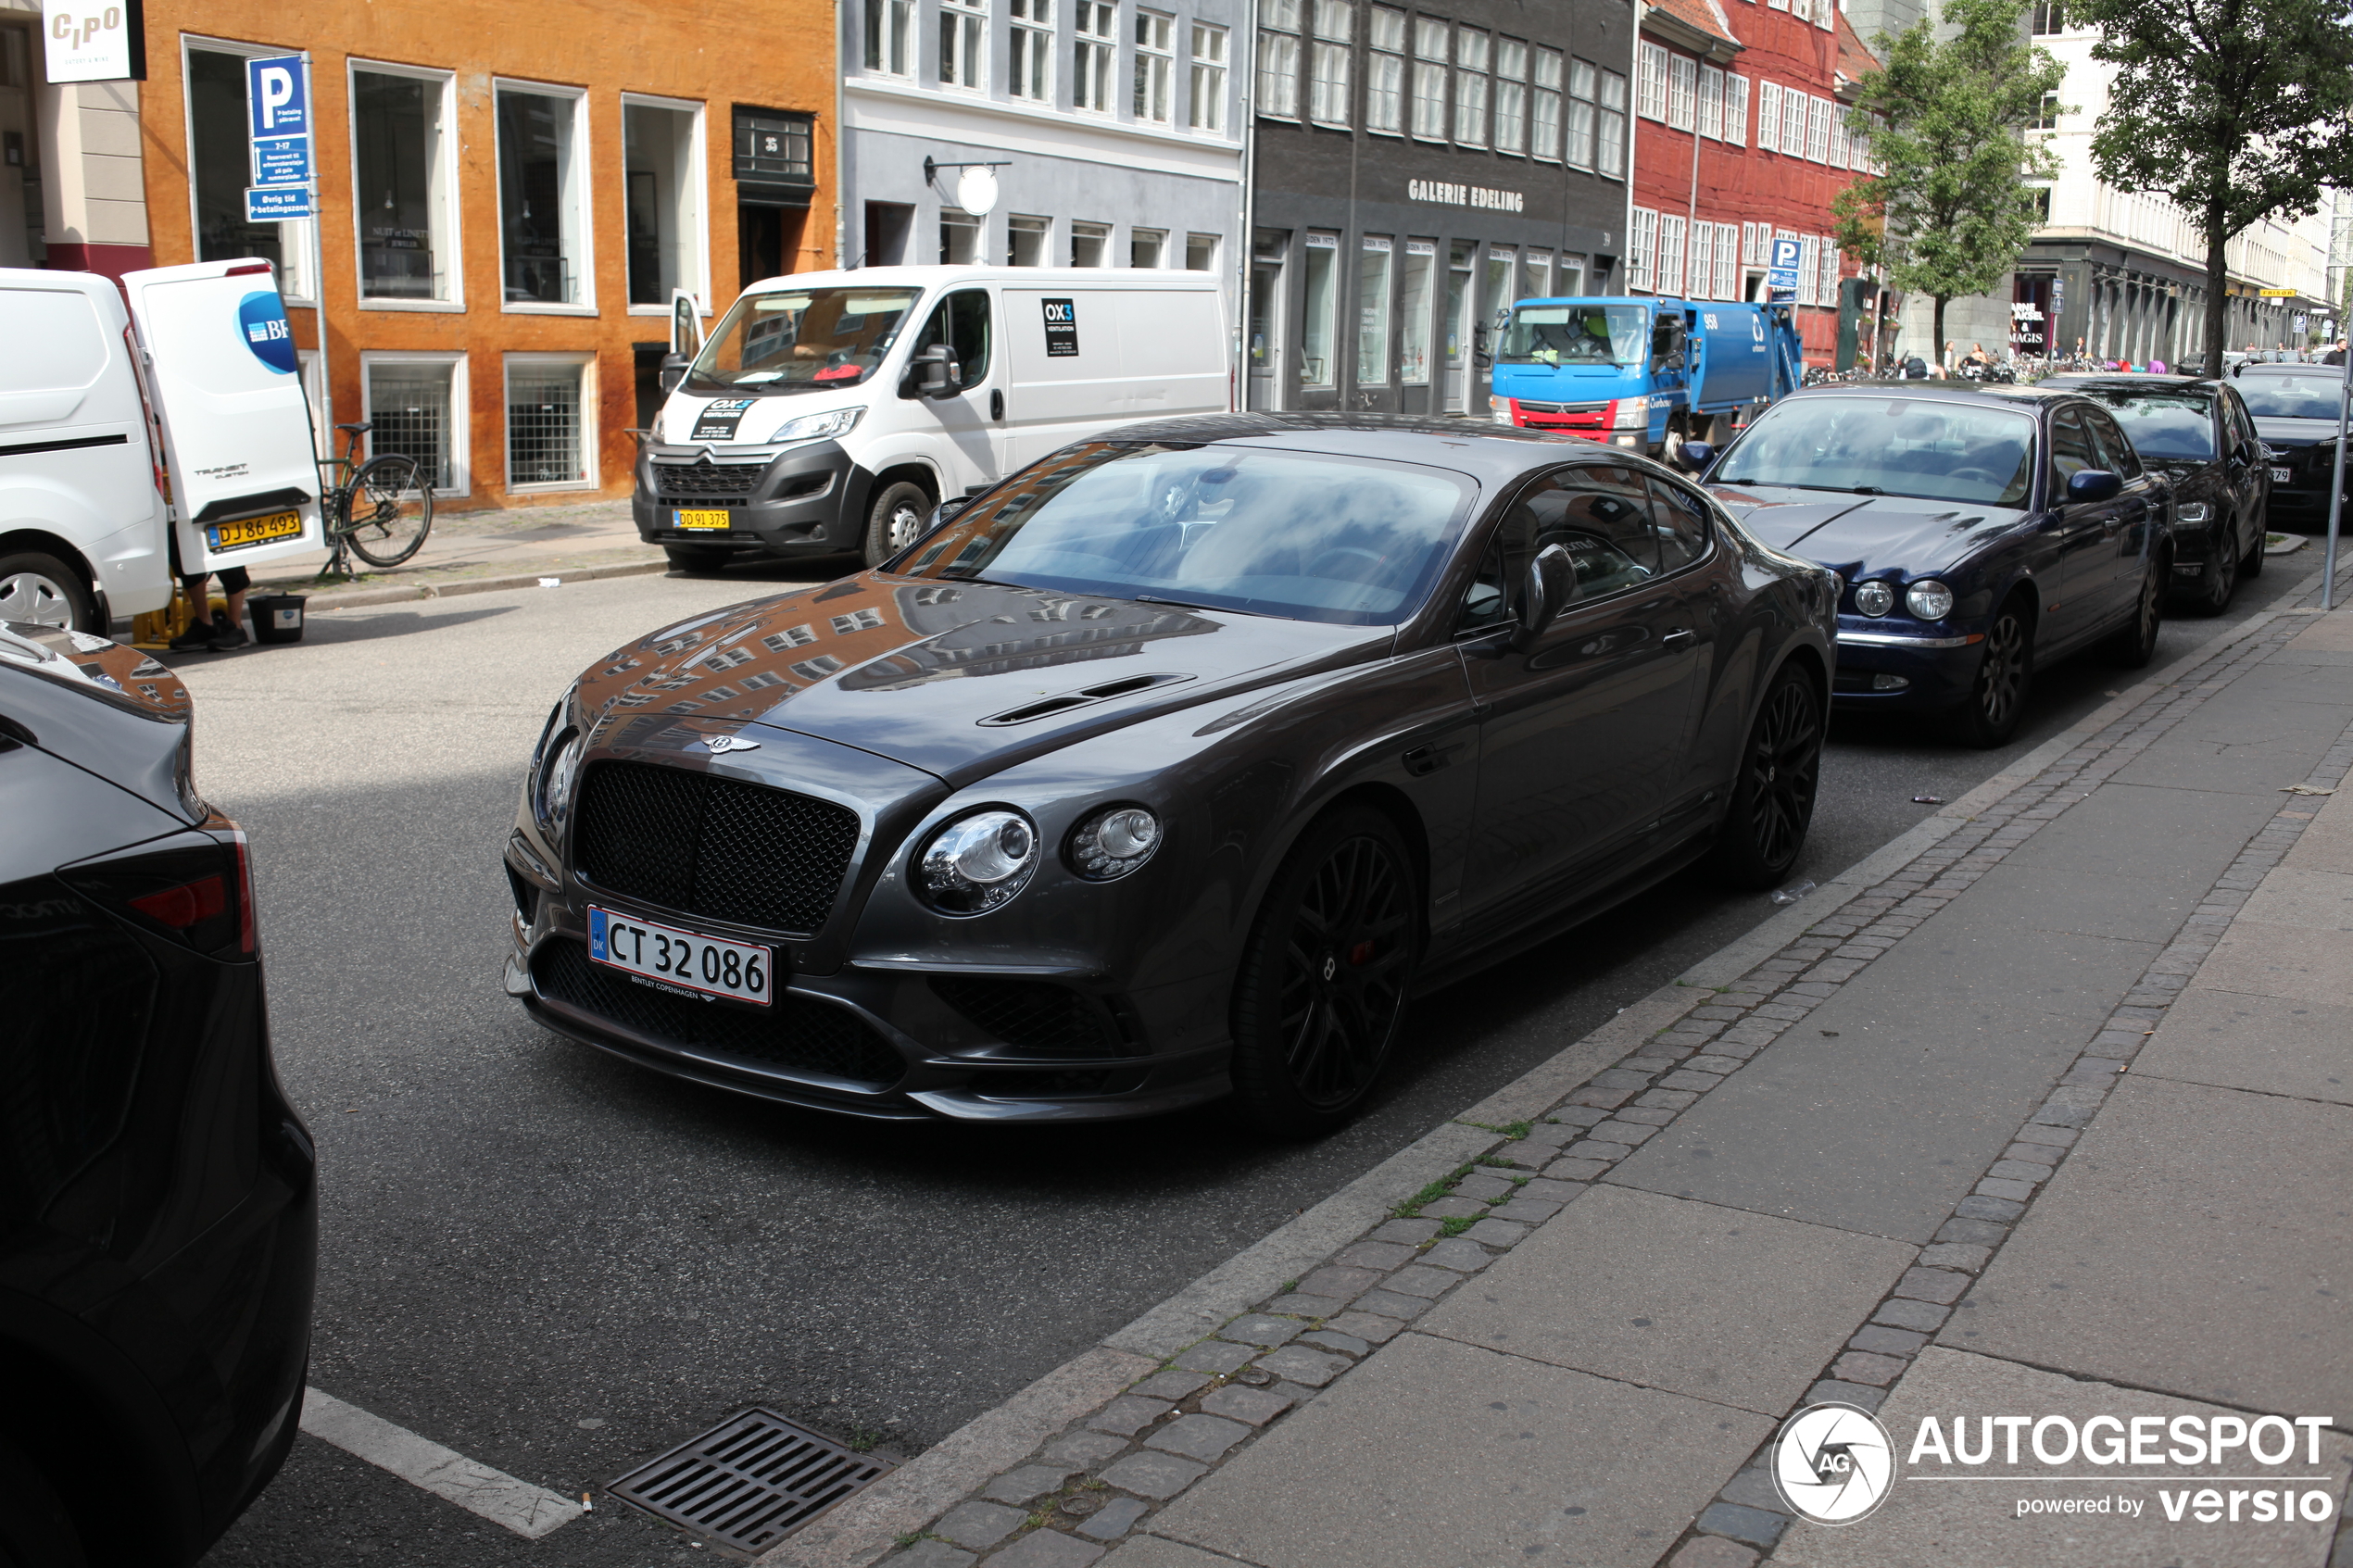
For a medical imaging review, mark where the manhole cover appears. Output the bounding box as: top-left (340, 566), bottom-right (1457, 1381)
top-left (607, 1408), bottom-right (891, 1558)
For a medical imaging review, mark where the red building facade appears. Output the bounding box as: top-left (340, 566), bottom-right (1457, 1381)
top-left (1626, 0), bottom-right (1878, 364)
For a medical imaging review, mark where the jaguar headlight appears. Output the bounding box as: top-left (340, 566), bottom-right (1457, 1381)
top-left (2174, 502), bottom-right (2211, 525)
top-left (1070, 805), bottom-right (1162, 881)
top-left (916, 809), bottom-right (1039, 914)
top-left (767, 407), bottom-right (864, 445)
top-left (1854, 580), bottom-right (1895, 617)
top-left (1906, 579), bottom-right (1956, 621)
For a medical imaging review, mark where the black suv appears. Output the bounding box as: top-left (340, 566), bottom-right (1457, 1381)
top-left (0, 622), bottom-right (315, 1567)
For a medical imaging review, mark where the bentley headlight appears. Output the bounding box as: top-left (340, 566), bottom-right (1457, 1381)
top-left (917, 809), bottom-right (1038, 914)
top-left (538, 728), bottom-right (585, 822)
top-left (1906, 579), bottom-right (1956, 621)
top-left (768, 407), bottom-right (863, 445)
top-left (1070, 805), bottom-right (1162, 881)
top-left (1854, 580), bottom-right (1895, 617)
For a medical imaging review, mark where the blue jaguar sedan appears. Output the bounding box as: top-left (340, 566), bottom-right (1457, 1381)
top-left (1691, 383), bottom-right (2172, 746)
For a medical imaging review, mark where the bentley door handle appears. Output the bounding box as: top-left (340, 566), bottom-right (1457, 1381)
top-left (1662, 628), bottom-right (1697, 648)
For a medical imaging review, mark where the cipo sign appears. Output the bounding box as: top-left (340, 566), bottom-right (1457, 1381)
top-left (42, 0), bottom-right (145, 82)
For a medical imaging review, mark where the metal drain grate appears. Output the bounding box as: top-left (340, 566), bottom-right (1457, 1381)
top-left (606, 1409), bottom-right (891, 1557)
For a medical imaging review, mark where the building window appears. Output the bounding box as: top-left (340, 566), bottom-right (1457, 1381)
top-left (1300, 232), bottom-right (1339, 386)
top-left (1136, 9), bottom-right (1176, 121)
top-left (1726, 74), bottom-right (1749, 147)
top-left (1453, 28), bottom-right (1489, 147)
top-left (1757, 80), bottom-right (1781, 152)
top-left (1532, 47), bottom-right (1563, 161)
top-left (1368, 6), bottom-right (1406, 133)
top-left (1783, 88), bottom-right (1807, 157)
top-left (1564, 56), bottom-right (1593, 168)
top-left (1806, 94), bottom-right (1831, 161)
top-left (1186, 232), bottom-right (1219, 270)
top-left (1357, 235), bottom-right (1392, 383)
top-left (864, 0), bottom-right (915, 75)
top-left (1190, 24), bottom-right (1229, 131)
top-left (1597, 69), bottom-right (1628, 178)
top-left (1493, 37), bottom-right (1527, 154)
top-left (186, 47), bottom-right (309, 298)
top-left (362, 355), bottom-right (466, 494)
top-left (1076, 0), bottom-right (1118, 111)
top-left (1830, 108), bottom-right (1849, 167)
top-left (1131, 227), bottom-right (1166, 267)
top-left (1011, 0), bottom-right (1053, 100)
top-left (1521, 247), bottom-right (1551, 300)
top-left (1399, 239), bottom-right (1434, 383)
top-left (1412, 18), bottom-right (1448, 141)
top-left (1658, 214), bottom-right (1686, 297)
top-left (1667, 55), bottom-right (1696, 132)
top-left (1310, 0), bottom-right (1353, 126)
top-left (1071, 220), bottom-right (1111, 266)
top-left (1742, 221), bottom-right (1765, 268)
top-left (623, 97), bottom-right (704, 310)
top-left (1637, 41), bottom-right (1667, 121)
top-left (494, 84), bottom-right (588, 308)
top-left (940, 210), bottom-right (982, 263)
top-left (506, 355), bottom-right (594, 490)
top-left (1713, 221), bottom-right (1736, 299)
top-left (1699, 64), bottom-right (1724, 140)
top-left (2030, 0), bottom-right (2064, 32)
top-left (352, 66), bottom-right (458, 304)
top-left (1793, 232), bottom-right (1816, 304)
top-left (1818, 239), bottom-right (1839, 305)
top-left (1257, 0), bottom-right (1302, 119)
top-left (1688, 222), bottom-right (1711, 298)
top-left (1009, 213), bottom-right (1051, 264)
top-left (2031, 90), bottom-right (2058, 130)
top-left (940, 0), bottom-right (987, 90)
top-left (1629, 207), bottom-right (1657, 293)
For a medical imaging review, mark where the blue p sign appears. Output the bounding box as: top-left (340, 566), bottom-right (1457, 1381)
top-left (1771, 237), bottom-right (1804, 271)
top-left (246, 56), bottom-right (308, 137)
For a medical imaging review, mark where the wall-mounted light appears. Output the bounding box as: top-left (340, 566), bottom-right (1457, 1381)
top-left (925, 156), bottom-right (1012, 218)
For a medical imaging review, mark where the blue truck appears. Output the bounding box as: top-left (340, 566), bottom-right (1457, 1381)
top-left (1487, 297), bottom-right (1805, 462)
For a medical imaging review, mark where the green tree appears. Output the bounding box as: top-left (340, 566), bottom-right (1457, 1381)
top-left (1835, 0), bottom-right (2063, 358)
top-left (2071, 0), bottom-right (2353, 375)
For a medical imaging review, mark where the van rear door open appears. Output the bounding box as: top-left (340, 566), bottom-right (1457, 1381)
top-left (123, 260), bottom-right (323, 576)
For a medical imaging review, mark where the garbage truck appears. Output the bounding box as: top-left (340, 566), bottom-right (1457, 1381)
top-left (1486, 297), bottom-right (1804, 463)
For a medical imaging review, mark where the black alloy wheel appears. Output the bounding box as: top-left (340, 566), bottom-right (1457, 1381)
top-left (2103, 559), bottom-right (2165, 668)
top-left (1712, 664), bottom-right (1823, 887)
top-left (2191, 524), bottom-right (2239, 614)
top-left (1229, 806), bottom-right (1418, 1136)
top-left (862, 480), bottom-right (933, 568)
top-left (1956, 599), bottom-right (2033, 748)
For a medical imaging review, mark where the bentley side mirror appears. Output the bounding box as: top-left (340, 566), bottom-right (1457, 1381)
top-left (2067, 469), bottom-right (2123, 503)
top-left (658, 353), bottom-right (689, 395)
top-left (1678, 440), bottom-right (1715, 473)
top-left (1513, 543), bottom-right (1577, 650)
top-left (902, 344), bottom-right (961, 401)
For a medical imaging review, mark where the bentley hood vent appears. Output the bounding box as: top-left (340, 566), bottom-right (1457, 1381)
top-left (979, 672), bottom-right (1195, 726)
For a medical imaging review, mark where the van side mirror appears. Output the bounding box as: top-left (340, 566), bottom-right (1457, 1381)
top-left (2067, 469), bottom-right (2122, 503)
top-left (902, 344), bottom-right (961, 400)
top-left (1513, 543), bottom-right (1577, 649)
top-left (659, 353), bottom-right (689, 394)
top-left (1667, 350), bottom-right (1687, 370)
top-left (1678, 440), bottom-right (1714, 472)
top-left (923, 496), bottom-right (971, 535)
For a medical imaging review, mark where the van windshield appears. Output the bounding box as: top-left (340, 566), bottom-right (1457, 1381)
top-left (1498, 303), bottom-right (1647, 366)
top-left (685, 287), bottom-right (923, 395)
top-left (895, 443), bottom-right (1477, 626)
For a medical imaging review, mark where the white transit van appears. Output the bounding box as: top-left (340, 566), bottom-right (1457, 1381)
top-left (0, 268), bottom-right (172, 631)
top-left (635, 266), bottom-right (1229, 570)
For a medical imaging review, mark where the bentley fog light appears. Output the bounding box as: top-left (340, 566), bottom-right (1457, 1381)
top-left (1071, 805), bottom-right (1162, 881)
top-left (1854, 581), bottom-right (1895, 617)
top-left (918, 809), bottom-right (1039, 913)
top-left (1906, 579), bottom-right (1956, 621)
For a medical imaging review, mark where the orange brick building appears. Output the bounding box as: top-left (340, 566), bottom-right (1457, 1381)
top-left (127, 0), bottom-right (837, 510)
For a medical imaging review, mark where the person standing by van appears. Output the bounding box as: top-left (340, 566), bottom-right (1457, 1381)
top-left (167, 558), bottom-right (251, 651)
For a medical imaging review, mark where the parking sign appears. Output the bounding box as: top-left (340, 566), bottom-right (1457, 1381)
top-left (245, 54), bottom-right (314, 220)
top-left (1767, 237), bottom-right (1801, 304)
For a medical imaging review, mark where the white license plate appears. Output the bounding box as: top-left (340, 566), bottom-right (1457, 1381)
top-left (587, 905), bottom-right (774, 1005)
top-left (2272, 467), bottom-right (2294, 483)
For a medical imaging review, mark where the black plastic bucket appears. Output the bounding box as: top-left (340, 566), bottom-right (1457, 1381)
top-left (250, 593), bottom-right (307, 645)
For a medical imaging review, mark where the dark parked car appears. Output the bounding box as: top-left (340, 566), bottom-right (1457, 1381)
top-left (0, 624), bottom-right (314, 1567)
top-left (506, 415), bottom-right (1838, 1134)
top-left (2233, 362), bottom-right (2349, 533)
top-left (1691, 383), bottom-right (2170, 747)
top-left (2034, 374), bottom-right (2266, 613)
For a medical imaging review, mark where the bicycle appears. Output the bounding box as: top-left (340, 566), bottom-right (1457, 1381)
top-left (316, 420), bottom-right (434, 577)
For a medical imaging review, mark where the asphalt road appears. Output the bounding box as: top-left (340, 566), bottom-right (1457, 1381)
top-left (179, 544), bottom-right (2326, 1567)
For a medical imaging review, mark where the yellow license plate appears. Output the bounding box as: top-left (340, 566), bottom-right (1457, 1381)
top-left (673, 509), bottom-right (731, 530)
top-left (208, 510), bottom-right (304, 552)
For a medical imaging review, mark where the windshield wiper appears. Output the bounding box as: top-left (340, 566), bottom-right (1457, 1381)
top-left (1851, 485), bottom-right (1888, 495)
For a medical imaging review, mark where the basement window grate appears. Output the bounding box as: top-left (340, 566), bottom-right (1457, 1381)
top-left (605, 1408), bottom-right (891, 1558)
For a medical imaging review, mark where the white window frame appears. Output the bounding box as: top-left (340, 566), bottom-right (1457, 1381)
top-left (502, 350), bottom-right (598, 494)
top-left (1667, 54), bottom-right (1696, 132)
top-left (1658, 213), bottom-right (1686, 297)
top-left (1698, 64), bottom-right (1724, 141)
top-left (1367, 6), bottom-right (1407, 135)
top-left (1829, 105), bottom-right (1848, 168)
top-left (1256, 0), bottom-right (1302, 120)
top-left (359, 350), bottom-right (470, 498)
top-left (865, 0), bottom-right (917, 77)
top-left (347, 57), bottom-right (464, 312)
top-left (1189, 22), bottom-right (1229, 132)
top-left (1796, 234), bottom-right (1818, 305)
top-left (940, 0), bottom-right (988, 91)
top-left (1077, 0), bottom-right (1121, 114)
top-left (1712, 221), bottom-right (1736, 300)
top-left (1629, 206), bottom-right (1657, 293)
top-left (621, 93), bottom-right (711, 320)
top-left (1638, 41), bottom-right (1667, 121)
top-left (1128, 226), bottom-right (1167, 267)
top-left (1309, 0), bottom-right (1353, 128)
top-left (1530, 46), bottom-right (1563, 161)
top-left (492, 78), bottom-right (595, 316)
top-left (1411, 16), bottom-right (1449, 142)
top-left (1689, 221), bottom-right (1713, 298)
top-left (181, 35), bottom-right (320, 306)
top-left (1136, 8), bottom-right (1176, 124)
top-left (1010, 0), bottom-right (1054, 101)
top-left (1806, 94), bottom-right (1831, 163)
top-left (1782, 87), bottom-right (1807, 157)
top-left (1596, 68), bottom-right (1628, 179)
top-left (1726, 73), bottom-right (1749, 147)
top-left (1453, 26), bottom-right (1489, 148)
top-left (1756, 79), bottom-right (1781, 153)
top-left (1492, 36), bottom-right (1527, 155)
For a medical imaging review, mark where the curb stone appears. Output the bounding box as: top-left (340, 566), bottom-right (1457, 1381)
top-left (759, 557), bottom-right (2353, 1568)
top-left (298, 556), bottom-right (670, 611)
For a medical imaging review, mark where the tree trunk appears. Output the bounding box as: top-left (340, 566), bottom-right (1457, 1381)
top-left (1933, 295), bottom-right (1950, 366)
top-left (2203, 203), bottom-right (2230, 379)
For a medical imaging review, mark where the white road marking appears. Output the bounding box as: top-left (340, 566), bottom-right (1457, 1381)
top-left (299, 1386), bottom-right (585, 1539)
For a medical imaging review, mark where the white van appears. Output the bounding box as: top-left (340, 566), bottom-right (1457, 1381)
top-left (635, 266), bottom-right (1229, 570)
top-left (0, 268), bottom-right (172, 631)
